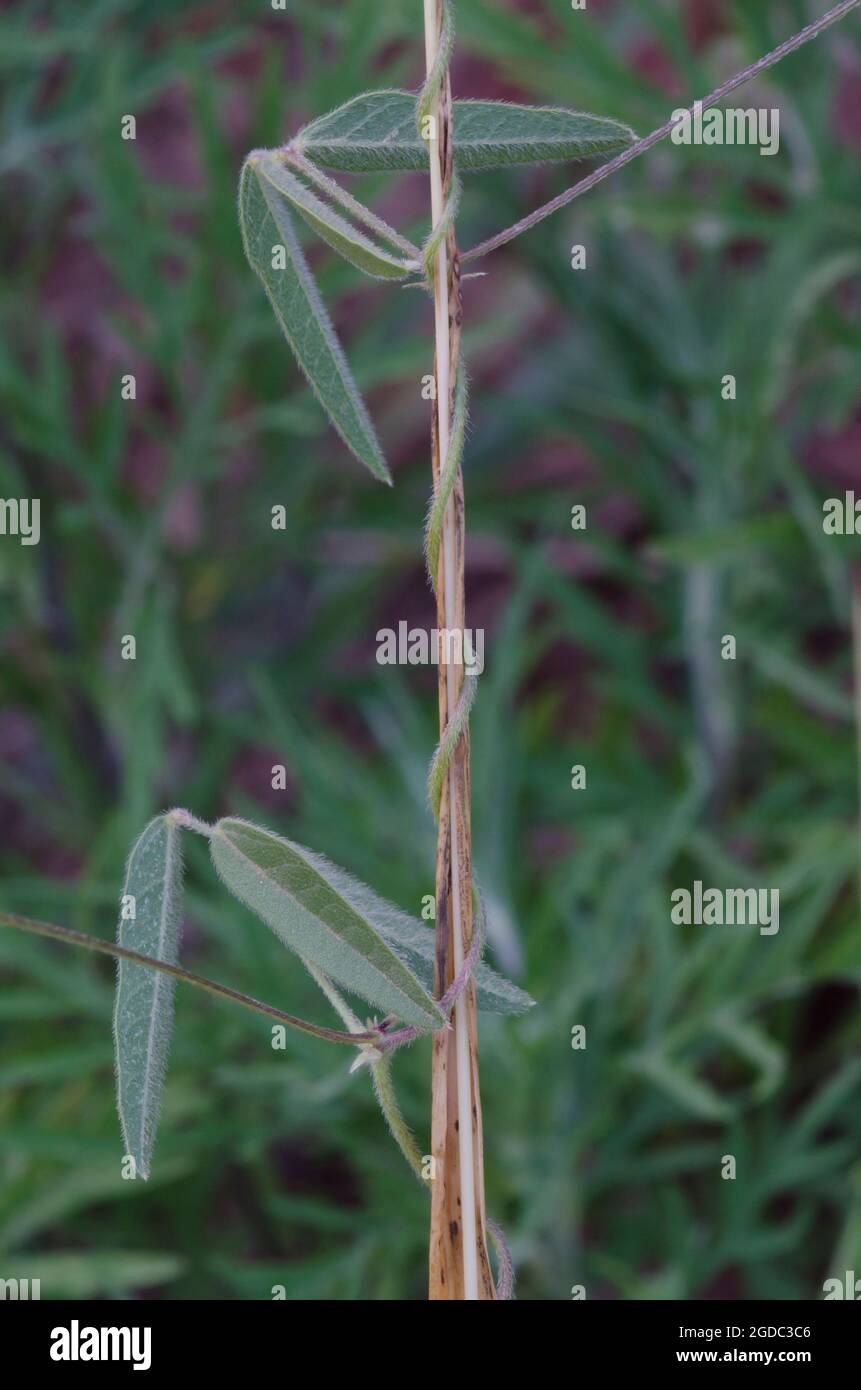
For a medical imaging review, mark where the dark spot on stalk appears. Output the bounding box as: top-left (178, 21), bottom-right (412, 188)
top-left (450, 1220), bottom-right (459, 1239)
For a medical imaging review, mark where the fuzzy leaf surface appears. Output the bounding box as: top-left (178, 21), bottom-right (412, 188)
top-left (298, 90), bottom-right (636, 172)
top-left (363, 892), bottom-right (534, 1016)
top-left (238, 155), bottom-right (390, 483)
top-left (223, 830), bottom-right (533, 1014)
top-left (113, 815), bottom-right (184, 1180)
top-left (209, 818), bottom-right (445, 1031)
top-left (258, 153), bottom-right (417, 280)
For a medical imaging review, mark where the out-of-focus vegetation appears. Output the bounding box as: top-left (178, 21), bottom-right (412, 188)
top-left (1, 0), bottom-right (860, 1300)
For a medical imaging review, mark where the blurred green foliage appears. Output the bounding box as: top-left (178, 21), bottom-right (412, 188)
top-left (1, 0), bottom-right (860, 1300)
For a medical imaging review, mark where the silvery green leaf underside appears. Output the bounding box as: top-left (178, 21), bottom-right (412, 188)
top-left (258, 152), bottom-right (418, 281)
top-left (225, 828), bottom-right (534, 1017)
top-left (298, 90), bottom-right (636, 172)
top-left (209, 817), bottom-right (446, 1031)
top-left (113, 815), bottom-right (184, 1180)
top-left (238, 154), bottom-right (391, 484)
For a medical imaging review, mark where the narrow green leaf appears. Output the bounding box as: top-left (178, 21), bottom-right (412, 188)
top-left (0, 1158), bottom-right (192, 1251)
top-left (113, 815), bottom-right (184, 1181)
top-left (238, 155), bottom-right (391, 484)
top-left (627, 1052), bottom-right (735, 1123)
top-left (790, 1058), bottom-right (861, 1143)
top-left (289, 148), bottom-right (422, 259)
top-left (10, 1251), bottom-right (184, 1298)
top-left (298, 90), bottom-right (635, 172)
top-left (258, 153), bottom-right (418, 280)
top-left (209, 818), bottom-right (445, 1031)
top-left (283, 857), bottom-right (533, 1017)
top-left (710, 1011), bottom-right (785, 1102)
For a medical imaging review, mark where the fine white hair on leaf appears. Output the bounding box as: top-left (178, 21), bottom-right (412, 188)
top-left (294, 840), bottom-right (534, 1016)
top-left (209, 817), bottom-right (446, 1032)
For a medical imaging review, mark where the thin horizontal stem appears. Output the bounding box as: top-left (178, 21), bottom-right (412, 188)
top-left (0, 911), bottom-right (378, 1046)
top-left (463, 0), bottom-right (860, 263)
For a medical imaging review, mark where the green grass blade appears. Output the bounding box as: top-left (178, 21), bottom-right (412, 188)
top-left (627, 1052), bottom-right (735, 1123)
top-left (238, 155), bottom-right (391, 484)
top-left (10, 1251), bottom-right (184, 1298)
top-left (209, 818), bottom-right (445, 1031)
top-left (113, 815), bottom-right (184, 1181)
top-left (298, 90), bottom-right (635, 171)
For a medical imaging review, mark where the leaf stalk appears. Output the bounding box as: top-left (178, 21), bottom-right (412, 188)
top-left (0, 911), bottom-right (379, 1047)
top-left (462, 0), bottom-right (861, 263)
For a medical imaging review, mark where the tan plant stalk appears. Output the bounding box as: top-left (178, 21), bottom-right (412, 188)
top-left (422, 0), bottom-right (495, 1301)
